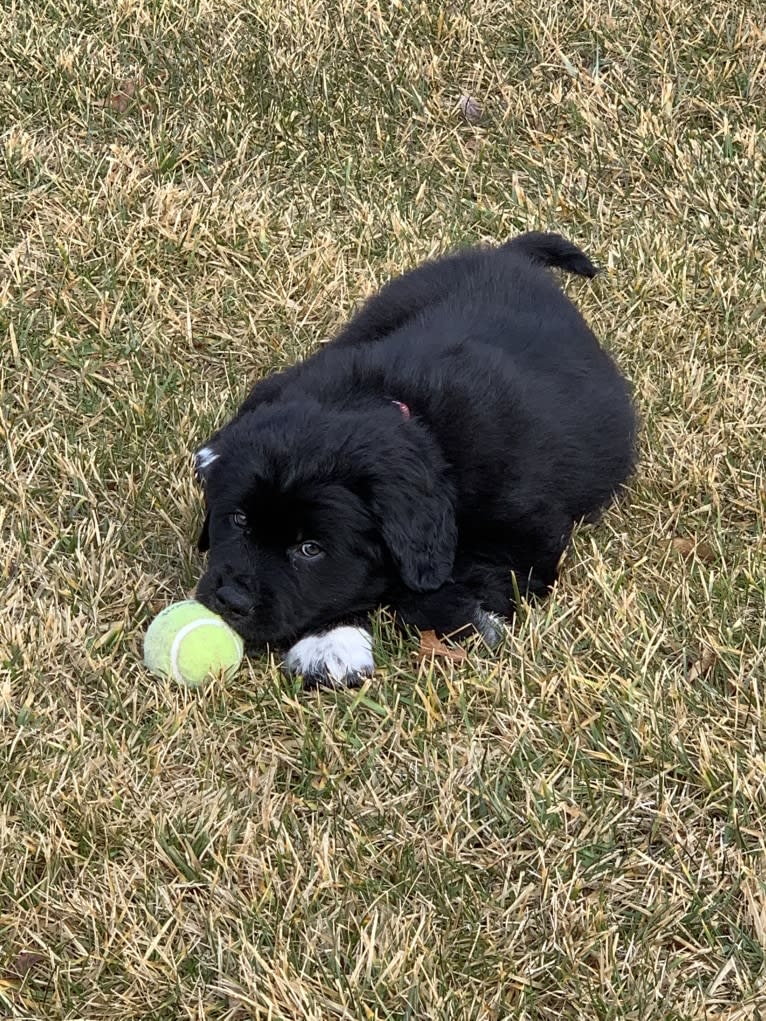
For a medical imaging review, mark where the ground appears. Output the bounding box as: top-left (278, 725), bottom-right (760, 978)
top-left (1, 1), bottom-right (765, 1019)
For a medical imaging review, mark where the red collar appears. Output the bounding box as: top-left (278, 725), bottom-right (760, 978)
top-left (391, 399), bottom-right (411, 419)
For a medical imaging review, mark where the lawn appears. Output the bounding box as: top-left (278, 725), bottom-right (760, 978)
top-left (1, 0), bottom-right (765, 1018)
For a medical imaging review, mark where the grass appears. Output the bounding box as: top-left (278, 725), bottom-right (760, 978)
top-left (1, 0), bottom-right (765, 1017)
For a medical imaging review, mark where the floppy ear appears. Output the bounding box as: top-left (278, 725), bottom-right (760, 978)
top-left (370, 449), bottom-right (456, 592)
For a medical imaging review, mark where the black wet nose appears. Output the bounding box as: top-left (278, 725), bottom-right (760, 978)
top-left (216, 582), bottom-right (253, 615)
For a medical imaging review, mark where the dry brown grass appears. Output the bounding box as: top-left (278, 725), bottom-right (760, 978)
top-left (2, 0), bottom-right (765, 1018)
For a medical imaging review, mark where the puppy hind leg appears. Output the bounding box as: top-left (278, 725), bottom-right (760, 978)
top-left (467, 558), bottom-right (557, 625)
top-left (395, 582), bottom-right (503, 648)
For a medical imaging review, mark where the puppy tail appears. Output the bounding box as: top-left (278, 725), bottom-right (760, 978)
top-left (505, 232), bottom-right (600, 277)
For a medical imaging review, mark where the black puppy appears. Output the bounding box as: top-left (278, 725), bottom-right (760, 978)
top-left (194, 233), bottom-right (636, 687)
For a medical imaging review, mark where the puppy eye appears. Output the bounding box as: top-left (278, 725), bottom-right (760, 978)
top-left (297, 540), bottom-right (323, 559)
top-left (232, 511), bottom-right (248, 529)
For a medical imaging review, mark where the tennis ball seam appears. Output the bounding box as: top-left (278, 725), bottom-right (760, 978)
top-left (168, 618), bottom-right (241, 683)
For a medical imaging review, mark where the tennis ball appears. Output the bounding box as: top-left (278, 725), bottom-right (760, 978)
top-left (143, 600), bottom-right (244, 686)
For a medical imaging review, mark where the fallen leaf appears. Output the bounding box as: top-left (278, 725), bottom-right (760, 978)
top-left (671, 537), bottom-right (694, 558)
top-left (671, 536), bottom-right (715, 563)
top-left (108, 79), bottom-right (137, 114)
top-left (458, 94), bottom-right (482, 124)
top-left (687, 646), bottom-right (716, 682)
top-left (417, 630), bottom-right (468, 663)
top-left (2, 951), bottom-right (45, 981)
top-left (696, 541), bottom-right (715, 563)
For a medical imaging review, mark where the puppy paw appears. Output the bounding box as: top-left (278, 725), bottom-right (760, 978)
top-left (284, 626), bottom-right (374, 689)
top-left (473, 608), bottom-right (506, 649)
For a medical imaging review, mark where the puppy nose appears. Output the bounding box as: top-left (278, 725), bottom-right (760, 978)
top-left (216, 582), bottom-right (253, 615)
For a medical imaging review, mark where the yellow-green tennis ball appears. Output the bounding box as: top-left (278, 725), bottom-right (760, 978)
top-left (143, 600), bottom-right (244, 687)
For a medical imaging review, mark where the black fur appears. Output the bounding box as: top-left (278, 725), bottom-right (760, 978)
top-left (194, 233), bottom-right (637, 680)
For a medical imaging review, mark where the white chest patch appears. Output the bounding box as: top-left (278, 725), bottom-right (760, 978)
top-left (284, 626), bottom-right (374, 687)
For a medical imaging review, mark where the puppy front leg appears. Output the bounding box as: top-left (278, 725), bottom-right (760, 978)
top-left (283, 620), bottom-right (375, 690)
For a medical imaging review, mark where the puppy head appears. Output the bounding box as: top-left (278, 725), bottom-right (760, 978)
top-left (194, 400), bottom-right (456, 646)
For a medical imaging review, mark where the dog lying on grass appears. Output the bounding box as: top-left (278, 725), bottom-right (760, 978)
top-left (194, 232), bottom-right (636, 687)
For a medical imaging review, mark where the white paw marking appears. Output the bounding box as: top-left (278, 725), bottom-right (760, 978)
top-left (284, 627), bottom-right (374, 686)
top-left (474, 609), bottom-right (506, 648)
top-left (195, 446), bottom-right (219, 474)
